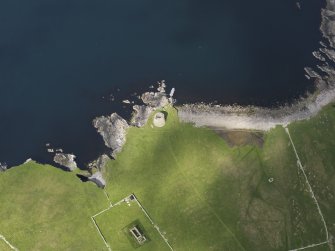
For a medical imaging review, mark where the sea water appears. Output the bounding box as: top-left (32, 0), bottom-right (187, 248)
top-left (0, 0), bottom-right (324, 166)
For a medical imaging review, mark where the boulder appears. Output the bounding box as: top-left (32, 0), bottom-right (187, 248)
top-left (93, 113), bottom-right (129, 157)
top-left (53, 153), bottom-right (78, 171)
top-left (0, 162), bottom-right (7, 172)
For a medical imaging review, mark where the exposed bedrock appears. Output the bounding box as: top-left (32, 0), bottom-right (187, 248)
top-left (131, 105), bottom-right (154, 127)
top-left (321, 0), bottom-right (335, 48)
top-left (88, 171), bottom-right (106, 188)
top-left (132, 82), bottom-right (173, 127)
top-left (53, 153), bottom-right (78, 171)
top-left (88, 154), bottom-right (110, 172)
top-left (0, 162), bottom-right (7, 172)
top-left (93, 113), bottom-right (129, 158)
top-left (141, 91), bottom-right (169, 108)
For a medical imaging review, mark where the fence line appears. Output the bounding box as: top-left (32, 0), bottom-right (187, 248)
top-left (0, 234), bottom-right (19, 251)
top-left (91, 194), bottom-right (174, 251)
top-left (132, 194), bottom-right (174, 250)
top-left (285, 127), bottom-right (329, 250)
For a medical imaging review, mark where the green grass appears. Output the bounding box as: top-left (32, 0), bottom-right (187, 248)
top-left (0, 105), bottom-right (333, 250)
top-left (94, 199), bottom-right (170, 251)
top-left (0, 162), bottom-right (108, 251)
top-left (289, 104), bottom-right (335, 241)
top-left (0, 239), bottom-right (13, 251)
top-left (104, 106), bottom-right (326, 250)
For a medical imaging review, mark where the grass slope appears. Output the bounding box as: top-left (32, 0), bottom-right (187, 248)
top-left (104, 106), bottom-right (326, 251)
top-left (0, 162), bottom-right (108, 251)
top-left (0, 239), bottom-right (13, 251)
top-left (289, 104), bottom-right (335, 242)
top-left (0, 105), bottom-right (333, 250)
top-left (95, 199), bottom-right (170, 251)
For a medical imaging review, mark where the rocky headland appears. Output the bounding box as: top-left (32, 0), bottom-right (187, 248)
top-left (93, 113), bottom-right (129, 158)
top-left (93, 80), bottom-right (174, 159)
top-left (87, 82), bottom-right (174, 187)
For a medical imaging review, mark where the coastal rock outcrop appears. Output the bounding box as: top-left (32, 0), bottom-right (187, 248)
top-left (141, 92), bottom-right (169, 108)
top-left (0, 162), bottom-right (7, 172)
top-left (93, 113), bottom-right (129, 157)
top-left (321, 0), bottom-right (335, 48)
top-left (88, 171), bottom-right (106, 188)
top-left (131, 105), bottom-right (154, 127)
top-left (53, 153), bottom-right (78, 171)
top-left (88, 154), bottom-right (110, 172)
top-left (134, 82), bottom-right (174, 127)
top-left (85, 154), bottom-right (110, 187)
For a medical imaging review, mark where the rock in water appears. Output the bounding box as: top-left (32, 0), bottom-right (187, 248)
top-left (93, 113), bottom-right (129, 157)
top-left (157, 80), bottom-right (166, 93)
top-left (53, 153), bottom-right (78, 171)
top-left (131, 105), bottom-right (154, 127)
top-left (141, 92), bottom-right (169, 108)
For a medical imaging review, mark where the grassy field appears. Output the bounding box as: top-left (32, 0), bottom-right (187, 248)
top-left (288, 104), bottom-right (335, 243)
top-left (104, 106), bottom-right (328, 250)
top-left (94, 197), bottom-right (171, 251)
top-left (0, 162), bottom-right (108, 251)
top-left (0, 238), bottom-right (14, 251)
top-left (0, 105), bottom-right (334, 250)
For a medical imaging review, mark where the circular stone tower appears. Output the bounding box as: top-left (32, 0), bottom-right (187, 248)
top-left (153, 112), bottom-right (166, 127)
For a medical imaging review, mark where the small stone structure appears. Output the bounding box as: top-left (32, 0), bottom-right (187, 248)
top-left (153, 112), bottom-right (166, 127)
top-left (129, 226), bottom-right (147, 245)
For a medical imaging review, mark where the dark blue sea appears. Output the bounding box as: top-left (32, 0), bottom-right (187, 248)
top-left (0, 0), bottom-right (324, 166)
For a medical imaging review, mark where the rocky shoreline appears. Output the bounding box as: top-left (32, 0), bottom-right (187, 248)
top-left (3, 2), bottom-right (335, 187)
top-left (178, 0), bottom-right (335, 131)
top-left (86, 82), bottom-right (174, 187)
top-left (92, 80), bottom-right (174, 158)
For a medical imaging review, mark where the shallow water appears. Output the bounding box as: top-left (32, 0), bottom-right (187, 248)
top-left (0, 0), bottom-right (324, 166)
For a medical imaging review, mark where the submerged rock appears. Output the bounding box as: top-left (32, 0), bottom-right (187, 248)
top-left (131, 105), bottom-right (154, 127)
top-left (53, 153), bottom-right (78, 171)
top-left (93, 113), bottom-right (129, 157)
